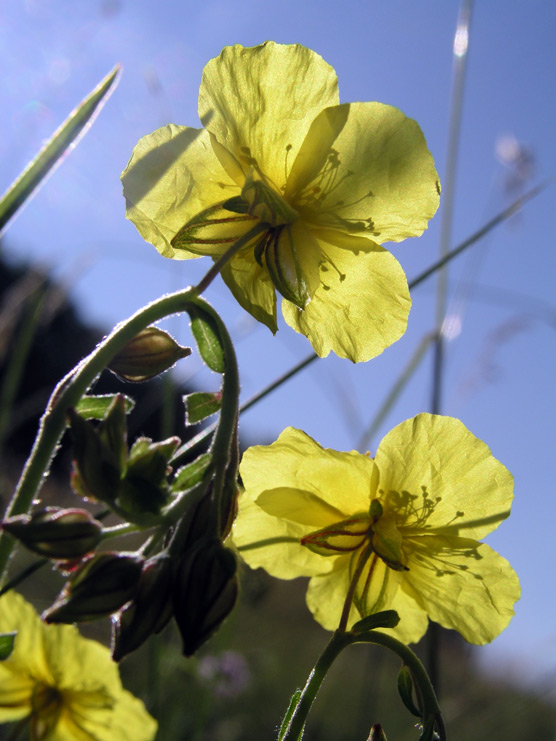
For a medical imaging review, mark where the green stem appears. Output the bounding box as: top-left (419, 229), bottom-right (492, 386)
top-left (194, 222), bottom-right (269, 295)
top-left (353, 630), bottom-right (445, 740)
top-left (338, 543), bottom-right (373, 632)
top-left (281, 628), bottom-right (445, 741)
top-left (0, 236), bottom-right (247, 583)
top-left (100, 522), bottom-right (143, 540)
top-left (280, 630), bottom-right (353, 741)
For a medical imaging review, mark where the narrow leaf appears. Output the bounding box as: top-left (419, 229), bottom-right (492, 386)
top-left (74, 394), bottom-right (135, 421)
top-left (278, 689), bottom-right (303, 741)
top-left (184, 392), bottom-right (222, 425)
top-left (397, 665), bottom-right (422, 718)
top-left (351, 610), bottom-right (400, 634)
top-left (171, 453), bottom-right (212, 492)
top-left (189, 306), bottom-right (225, 373)
top-left (0, 65), bottom-right (121, 236)
top-left (0, 632), bottom-right (16, 660)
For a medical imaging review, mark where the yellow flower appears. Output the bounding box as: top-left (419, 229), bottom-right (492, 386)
top-left (233, 414), bottom-right (520, 644)
top-left (122, 42), bottom-right (440, 362)
top-left (0, 591), bottom-right (157, 741)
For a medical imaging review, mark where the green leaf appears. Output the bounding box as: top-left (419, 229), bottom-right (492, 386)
top-left (74, 394), bottom-right (135, 421)
top-left (189, 306), bottom-right (225, 373)
top-left (0, 632), bottom-right (16, 660)
top-left (351, 610), bottom-right (400, 634)
top-left (0, 65), bottom-right (120, 236)
top-left (278, 689), bottom-right (303, 741)
top-left (184, 392), bottom-right (222, 425)
top-left (397, 665), bottom-right (422, 718)
top-left (171, 453), bottom-right (212, 492)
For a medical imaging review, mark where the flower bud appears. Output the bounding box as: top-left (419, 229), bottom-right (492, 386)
top-left (367, 723), bottom-right (388, 741)
top-left (68, 399), bottom-right (126, 504)
top-left (109, 326), bottom-right (191, 382)
top-left (173, 539), bottom-right (238, 657)
top-left (43, 552), bottom-right (143, 623)
top-left (2, 508), bottom-right (102, 560)
top-left (111, 554), bottom-right (174, 661)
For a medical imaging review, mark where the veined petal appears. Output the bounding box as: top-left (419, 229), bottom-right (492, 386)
top-left (379, 585), bottom-right (429, 645)
top-left (239, 427), bottom-right (377, 515)
top-left (220, 248), bottom-right (278, 332)
top-left (0, 591), bottom-right (50, 681)
top-left (256, 488), bottom-right (348, 527)
top-left (375, 414), bottom-right (514, 539)
top-left (282, 230), bottom-right (410, 361)
top-left (232, 495), bottom-right (333, 578)
top-left (199, 42), bottom-right (339, 192)
top-left (122, 125), bottom-right (237, 258)
top-left (287, 102), bottom-right (440, 243)
top-left (402, 536), bottom-right (520, 645)
top-left (306, 557), bottom-right (354, 630)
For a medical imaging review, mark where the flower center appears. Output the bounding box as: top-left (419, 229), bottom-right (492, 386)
top-left (300, 499), bottom-right (407, 572)
top-left (30, 683), bottom-right (63, 740)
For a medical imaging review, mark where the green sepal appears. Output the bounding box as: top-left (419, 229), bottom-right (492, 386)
top-left (74, 394), bottom-right (135, 421)
top-left (0, 632), bottom-right (16, 660)
top-left (171, 200), bottom-right (256, 254)
top-left (264, 226), bottom-right (309, 309)
top-left (351, 610), bottom-right (400, 634)
top-left (184, 391), bottom-right (222, 425)
top-left (118, 437), bottom-right (181, 525)
top-left (278, 689), bottom-right (303, 741)
top-left (171, 454), bottom-right (213, 493)
top-left (397, 665), bottom-right (422, 718)
top-left (221, 195), bottom-right (250, 214)
top-left (97, 395), bottom-right (129, 477)
top-left (189, 305), bottom-right (225, 373)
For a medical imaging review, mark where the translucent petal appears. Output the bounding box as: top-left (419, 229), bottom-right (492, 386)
top-left (239, 427), bottom-right (376, 515)
top-left (122, 124), bottom-right (238, 258)
top-left (287, 102), bottom-right (440, 244)
top-left (402, 536), bottom-right (520, 645)
top-left (199, 42), bottom-right (339, 192)
top-left (375, 414), bottom-right (514, 539)
top-left (282, 229), bottom-right (410, 361)
top-left (220, 248), bottom-right (277, 333)
top-left (232, 494), bottom-right (333, 578)
top-left (306, 558), bottom-right (354, 630)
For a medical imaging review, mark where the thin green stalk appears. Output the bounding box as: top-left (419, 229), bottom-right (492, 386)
top-left (280, 631), bottom-right (353, 741)
top-left (170, 352), bottom-right (319, 467)
top-left (358, 332), bottom-right (435, 452)
top-left (0, 282), bottom-right (46, 465)
top-left (0, 222), bottom-right (258, 583)
top-left (354, 631), bottom-right (445, 741)
top-left (338, 544), bottom-right (373, 632)
top-left (0, 558), bottom-right (48, 598)
top-left (429, 0), bottom-right (474, 693)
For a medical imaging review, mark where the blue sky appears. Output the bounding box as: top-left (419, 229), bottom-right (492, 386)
top-left (1, 0), bottom-right (555, 685)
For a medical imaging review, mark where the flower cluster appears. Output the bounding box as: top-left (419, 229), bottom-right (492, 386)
top-left (122, 42), bottom-right (440, 362)
top-left (233, 414), bottom-right (520, 645)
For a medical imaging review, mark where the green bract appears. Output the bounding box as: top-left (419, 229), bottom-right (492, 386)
top-left (232, 414), bottom-right (520, 645)
top-left (122, 42), bottom-right (440, 362)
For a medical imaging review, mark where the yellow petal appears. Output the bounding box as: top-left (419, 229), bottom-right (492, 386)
top-left (232, 494), bottom-right (333, 578)
top-left (199, 42), bottom-right (339, 192)
top-left (122, 124), bottom-right (237, 258)
top-left (282, 230), bottom-right (410, 361)
top-left (306, 557), bottom-right (354, 630)
top-left (287, 102), bottom-right (440, 244)
top-left (240, 427), bottom-right (376, 515)
top-left (375, 413), bottom-right (514, 539)
top-left (402, 536), bottom-right (520, 645)
top-left (220, 248), bottom-right (278, 333)
top-left (378, 585), bottom-right (429, 645)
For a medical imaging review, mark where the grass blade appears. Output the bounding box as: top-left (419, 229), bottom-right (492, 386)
top-left (0, 64), bottom-right (121, 236)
